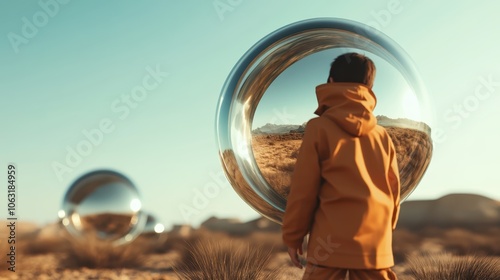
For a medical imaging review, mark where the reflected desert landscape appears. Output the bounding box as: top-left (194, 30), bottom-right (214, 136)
top-left (252, 116), bottom-right (433, 200)
top-left (1, 193), bottom-right (499, 279)
top-left (79, 213), bottom-right (138, 239)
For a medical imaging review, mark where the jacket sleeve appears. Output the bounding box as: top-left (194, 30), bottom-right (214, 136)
top-left (282, 120), bottom-right (323, 249)
top-left (388, 140), bottom-right (400, 230)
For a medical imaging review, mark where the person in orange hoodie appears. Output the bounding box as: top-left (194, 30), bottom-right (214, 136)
top-left (282, 52), bottom-right (400, 280)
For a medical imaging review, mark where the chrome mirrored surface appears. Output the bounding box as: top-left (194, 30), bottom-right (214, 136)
top-left (216, 18), bottom-right (433, 224)
top-left (59, 170), bottom-right (147, 246)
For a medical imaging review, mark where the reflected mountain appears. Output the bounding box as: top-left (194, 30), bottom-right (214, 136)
top-left (252, 123), bottom-right (307, 135)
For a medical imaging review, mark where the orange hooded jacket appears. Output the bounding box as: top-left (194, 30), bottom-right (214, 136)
top-left (282, 83), bottom-right (400, 269)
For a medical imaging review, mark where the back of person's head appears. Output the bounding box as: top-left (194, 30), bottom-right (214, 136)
top-left (328, 53), bottom-right (376, 88)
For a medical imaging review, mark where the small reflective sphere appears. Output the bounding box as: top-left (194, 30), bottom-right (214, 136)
top-left (143, 213), bottom-right (165, 235)
top-left (216, 18), bottom-right (433, 225)
top-left (139, 213), bottom-right (167, 244)
top-left (60, 170), bottom-right (147, 246)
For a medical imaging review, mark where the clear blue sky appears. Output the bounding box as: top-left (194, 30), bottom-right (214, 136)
top-left (1, 0), bottom-right (499, 229)
top-left (254, 47), bottom-right (416, 128)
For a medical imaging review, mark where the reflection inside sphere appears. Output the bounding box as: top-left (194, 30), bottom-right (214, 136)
top-left (60, 170), bottom-right (146, 246)
top-left (252, 48), bottom-right (432, 201)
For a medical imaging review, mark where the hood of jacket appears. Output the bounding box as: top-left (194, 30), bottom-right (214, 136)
top-left (314, 83), bottom-right (377, 137)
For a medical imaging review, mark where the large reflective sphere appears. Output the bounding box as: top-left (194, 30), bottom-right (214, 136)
top-left (59, 170), bottom-right (147, 246)
top-left (216, 18), bottom-right (433, 224)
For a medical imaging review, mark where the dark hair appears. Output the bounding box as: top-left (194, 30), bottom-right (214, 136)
top-left (328, 53), bottom-right (376, 88)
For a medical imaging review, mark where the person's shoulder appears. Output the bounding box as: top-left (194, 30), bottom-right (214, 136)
top-left (373, 125), bottom-right (392, 140)
top-left (305, 117), bottom-right (321, 126)
top-left (302, 117), bottom-right (319, 129)
top-left (304, 117), bottom-right (332, 132)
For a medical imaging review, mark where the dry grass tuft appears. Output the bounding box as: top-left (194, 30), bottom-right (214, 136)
top-left (406, 253), bottom-right (500, 280)
top-left (60, 234), bottom-right (147, 269)
top-left (173, 233), bottom-right (283, 280)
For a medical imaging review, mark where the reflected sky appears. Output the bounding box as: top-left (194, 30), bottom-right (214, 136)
top-left (76, 182), bottom-right (140, 216)
top-left (253, 48), bottom-right (417, 129)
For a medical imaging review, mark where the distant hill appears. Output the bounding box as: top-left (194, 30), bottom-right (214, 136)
top-left (398, 193), bottom-right (500, 229)
top-left (253, 116), bottom-right (430, 135)
top-left (376, 115), bottom-right (431, 134)
top-left (252, 123), bottom-right (303, 135)
top-left (252, 122), bottom-right (307, 135)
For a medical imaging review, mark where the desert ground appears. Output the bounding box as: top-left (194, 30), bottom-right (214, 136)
top-left (252, 133), bottom-right (302, 199)
top-left (1, 193), bottom-right (499, 280)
